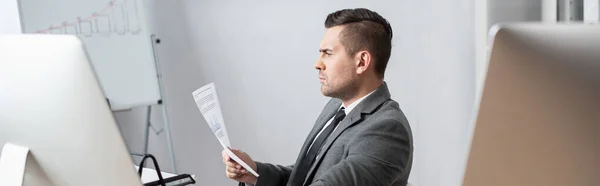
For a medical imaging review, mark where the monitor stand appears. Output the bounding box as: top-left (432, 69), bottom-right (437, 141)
top-left (0, 143), bottom-right (54, 186)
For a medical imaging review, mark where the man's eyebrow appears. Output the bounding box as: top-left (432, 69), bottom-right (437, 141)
top-left (319, 49), bottom-right (333, 53)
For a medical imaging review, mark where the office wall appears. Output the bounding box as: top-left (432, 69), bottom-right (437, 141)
top-left (115, 0), bottom-right (476, 185)
top-left (0, 0), bottom-right (21, 34)
top-left (488, 0), bottom-right (542, 27)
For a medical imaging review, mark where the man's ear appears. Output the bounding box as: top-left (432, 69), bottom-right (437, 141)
top-left (355, 50), bottom-right (371, 75)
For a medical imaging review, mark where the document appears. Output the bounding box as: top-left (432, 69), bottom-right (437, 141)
top-left (193, 83), bottom-right (231, 147)
top-left (193, 83), bottom-right (259, 177)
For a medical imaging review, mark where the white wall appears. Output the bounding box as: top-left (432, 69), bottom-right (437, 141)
top-left (0, 0), bottom-right (21, 34)
top-left (584, 0), bottom-right (600, 23)
top-left (116, 0), bottom-right (476, 185)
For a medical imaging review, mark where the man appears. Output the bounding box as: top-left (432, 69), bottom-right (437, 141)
top-left (222, 8), bottom-right (413, 186)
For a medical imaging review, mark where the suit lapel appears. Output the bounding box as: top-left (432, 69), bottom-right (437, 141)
top-left (303, 82), bottom-right (392, 185)
top-left (302, 108), bottom-right (363, 184)
top-left (289, 99), bottom-right (341, 183)
top-left (298, 101), bottom-right (339, 157)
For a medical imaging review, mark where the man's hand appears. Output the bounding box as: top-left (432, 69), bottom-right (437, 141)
top-left (222, 148), bottom-right (258, 185)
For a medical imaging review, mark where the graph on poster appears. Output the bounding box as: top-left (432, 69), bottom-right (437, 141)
top-left (26, 0), bottom-right (143, 36)
top-left (19, 0), bottom-right (162, 111)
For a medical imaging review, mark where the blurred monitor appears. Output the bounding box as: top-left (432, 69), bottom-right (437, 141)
top-left (463, 23), bottom-right (600, 186)
top-left (0, 35), bottom-right (142, 186)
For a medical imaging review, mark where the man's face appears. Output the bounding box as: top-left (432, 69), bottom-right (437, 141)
top-left (315, 26), bottom-right (359, 98)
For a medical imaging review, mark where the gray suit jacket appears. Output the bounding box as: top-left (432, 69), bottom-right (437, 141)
top-left (249, 82), bottom-right (413, 186)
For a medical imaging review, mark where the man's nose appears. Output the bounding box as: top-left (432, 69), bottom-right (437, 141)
top-left (314, 59), bottom-right (324, 71)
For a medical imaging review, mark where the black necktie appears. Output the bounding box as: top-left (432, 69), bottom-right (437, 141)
top-left (293, 107), bottom-right (346, 186)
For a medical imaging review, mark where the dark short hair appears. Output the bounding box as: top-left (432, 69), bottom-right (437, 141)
top-left (325, 8), bottom-right (393, 78)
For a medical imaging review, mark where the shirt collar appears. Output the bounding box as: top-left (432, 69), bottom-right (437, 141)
top-left (341, 89), bottom-right (377, 115)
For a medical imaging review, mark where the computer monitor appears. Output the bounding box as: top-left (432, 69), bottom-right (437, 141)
top-left (0, 35), bottom-right (142, 186)
top-left (463, 23), bottom-right (600, 186)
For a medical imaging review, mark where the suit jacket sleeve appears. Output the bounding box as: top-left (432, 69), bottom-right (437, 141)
top-left (309, 118), bottom-right (412, 186)
top-left (239, 162), bottom-right (294, 186)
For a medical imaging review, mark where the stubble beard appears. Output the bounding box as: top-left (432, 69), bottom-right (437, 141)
top-left (321, 72), bottom-right (359, 100)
